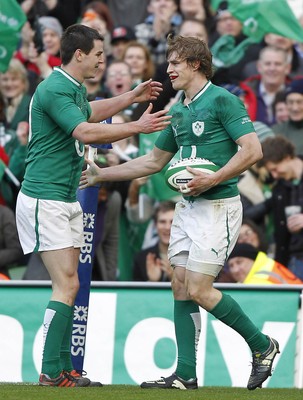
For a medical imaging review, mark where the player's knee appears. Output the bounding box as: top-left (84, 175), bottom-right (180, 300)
top-left (171, 267), bottom-right (186, 293)
top-left (187, 283), bottom-right (212, 309)
top-left (67, 273), bottom-right (80, 297)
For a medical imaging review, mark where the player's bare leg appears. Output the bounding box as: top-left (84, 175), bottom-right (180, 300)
top-left (39, 248), bottom-right (101, 387)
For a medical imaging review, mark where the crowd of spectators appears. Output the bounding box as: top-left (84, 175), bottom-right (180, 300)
top-left (1, 0), bottom-right (303, 282)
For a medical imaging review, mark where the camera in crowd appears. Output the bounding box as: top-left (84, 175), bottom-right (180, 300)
top-left (32, 17), bottom-right (45, 54)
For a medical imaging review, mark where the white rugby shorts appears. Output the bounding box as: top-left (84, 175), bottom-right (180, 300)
top-left (16, 191), bottom-right (84, 254)
top-left (168, 195), bottom-right (242, 277)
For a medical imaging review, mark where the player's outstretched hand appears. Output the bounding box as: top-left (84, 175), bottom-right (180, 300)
top-left (137, 103), bottom-right (171, 133)
top-left (132, 79), bottom-right (163, 103)
top-left (79, 159), bottom-right (102, 189)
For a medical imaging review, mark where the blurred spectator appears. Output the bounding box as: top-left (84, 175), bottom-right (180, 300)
top-left (133, 200), bottom-right (175, 281)
top-left (179, 0), bottom-right (215, 35)
top-left (218, 83), bottom-right (277, 141)
top-left (237, 219), bottom-right (269, 253)
top-left (122, 41), bottom-right (155, 86)
top-left (15, 16), bottom-right (62, 89)
top-left (38, 16), bottom-right (62, 54)
top-left (102, 0), bottom-right (149, 28)
top-left (0, 58), bottom-right (31, 132)
top-left (0, 204), bottom-right (23, 279)
top-left (104, 61), bottom-right (139, 118)
top-left (0, 93), bottom-right (16, 208)
top-left (243, 33), bottom-right (303, 80)
top-left (226, 243), bottom-right (303, 284)
top-left (239, 156), bottom-right (274, 229)
top-left (272, 79), bottom-right (303, 154)
top-left (126, 176), bottom-right (154, 224)
top-left (210, 1), bottom-right (262, 85)
top-left (238, 119), bottom-right (275, 228)
top-left (83, 62), bottom-right (107, 102)
top-left (104, 61), bottom-right (133, 97)
top-left (7, 121), bottom-right (29, 184)
top-left (81, 1), bottom-right (114, 33)
top-left (0, 145), bottom-right (11, 207)
top-left (19, 0), bottom-right (81, 29)
top-left (217, 218), bottom-right (269, 283)
top-left (241, 46), bottom-right (291, 126)
top-left (135, 0), bottom-right (182, 66)
top-left (110, 26), bottom-right (136, 62)
top-left (92, 183), bottom-right (122, 281)
top-left (19, 0), bottom-right (48, 21)
top-left (177, 17), bottom-right (209, 41)
top-left (210, 0), bottom-right (242, 44)
top-left (273, 90), bottom-right (289, 124)
top-left (80, 1), bottom-right (114, 60)
top-left (13, 21), bottom-right (37, 94)
top-left (118, 176), bottom-right (153, 280)
top-left (0, 94), bottom-right (14, 148)
top-left (248, 136), bottom-right (303, 280)
top-left (41, 0), bottom-right (82, 29)
top-left (1, 120), bottom-right (29, 210)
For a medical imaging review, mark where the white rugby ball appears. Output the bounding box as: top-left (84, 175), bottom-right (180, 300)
top-left (165, 158), bottom-right (219, 192)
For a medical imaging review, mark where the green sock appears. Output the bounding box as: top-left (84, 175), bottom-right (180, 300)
top-left (41, 300), bottom-right (72, 378)
top-left (174, 300), bottom-right (201, 380)
top-left (210, 293), bottom-right (269, 353)
top-left (60, 305), bottom-right (74, 373)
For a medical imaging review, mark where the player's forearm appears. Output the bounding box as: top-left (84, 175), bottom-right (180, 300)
top-left (98, 164), bottom-right (129, 182)
top-left (214, 153), bottom-right (255, 185)
top-left (89, 91), bottom-right (135, 122)
top-left (73, 120), bottom-right (142, 144)
top-left (213, 140), bottom-right (262, 186)
top-left (99, 157), bottom-right (156, 182)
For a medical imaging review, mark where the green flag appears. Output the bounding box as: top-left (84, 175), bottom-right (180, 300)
top-left (211, 35), bottom-right (256, 67)
top-left (211, 0), bottom-right (303, 42)
top-left (210, 0), bottom-right (225, 11)
top-left (0, 159), bottom-right (5, 181)
top-left (0, 0), bottom-right (26, 72)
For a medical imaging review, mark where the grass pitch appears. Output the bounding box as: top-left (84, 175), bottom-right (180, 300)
top-left (0, 384), bottom-right (303, 400)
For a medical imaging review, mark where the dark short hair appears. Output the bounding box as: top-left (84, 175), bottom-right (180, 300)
top-left (154, 201), bottom-right (176, 222)
top-left (241, 218), bottom-right (268, 253)
top-left (272, 90), bottom-right (287, 109)
top-left (81, 1), bottom-right (114, 32)
top-left (166, 34), bottom-right (213, 80)
top-left (259, 135), bottom-right (295, 166)
top-left (60, 24), bottom-right (104, 65)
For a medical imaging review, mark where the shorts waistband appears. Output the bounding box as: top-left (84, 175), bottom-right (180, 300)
top-left (182, 195), bottom-right (240, 204)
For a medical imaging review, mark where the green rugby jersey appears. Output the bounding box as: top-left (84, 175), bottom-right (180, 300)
top-left (21, 67), bottom-right (91, 202)
top-left (155, 81), bottom-right (255, 200)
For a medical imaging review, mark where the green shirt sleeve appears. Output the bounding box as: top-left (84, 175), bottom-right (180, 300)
top-left (155, 122), bottom-right (178, 154)
top-left (40, 87), bottom-right (91, 136)
top-left (217, 94), bottom-right (255, 142)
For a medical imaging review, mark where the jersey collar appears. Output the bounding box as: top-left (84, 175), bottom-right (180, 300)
top-left (191, 81), bottom-right (212, 102)
top-left (180, 80), bottom-right (212, 105)
top-left (54, 67), bottom-right (81, 87)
